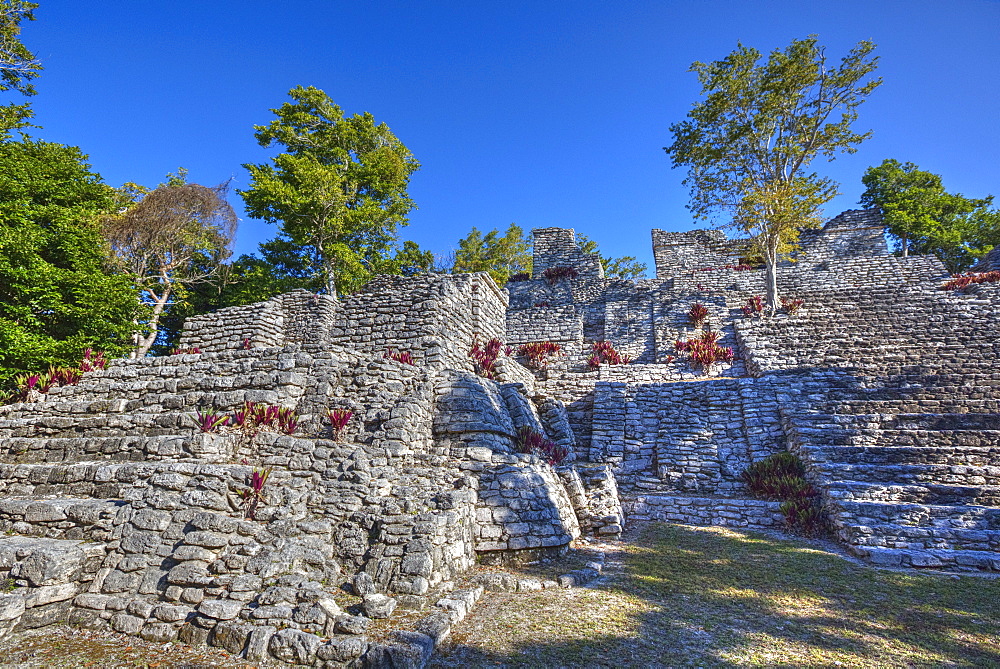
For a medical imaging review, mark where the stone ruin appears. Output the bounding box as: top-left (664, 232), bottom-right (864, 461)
top-left (0, 208), bottom-right (998, 666)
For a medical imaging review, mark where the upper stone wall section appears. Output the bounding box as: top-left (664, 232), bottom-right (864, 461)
top-left (651, 228), bottom-right (742, 279)
top-left (531, 228), bottom-right (604, 280)
top-left (180, 273), bottom-right (508, 372)
top-left (973, 245), bottom-right (1000, 272)
top-left (652, 208), bottom-right (886, 279)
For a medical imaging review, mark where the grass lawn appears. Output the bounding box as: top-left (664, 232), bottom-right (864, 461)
top-left (432, 523), bottom-right (1000, 668)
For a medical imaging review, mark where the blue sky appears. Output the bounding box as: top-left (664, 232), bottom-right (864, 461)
top-left (20, 0), bottom-right (1000, 272)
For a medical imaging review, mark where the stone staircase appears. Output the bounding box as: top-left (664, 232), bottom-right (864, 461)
top-left (737, 281), bottom-right (1000, 571)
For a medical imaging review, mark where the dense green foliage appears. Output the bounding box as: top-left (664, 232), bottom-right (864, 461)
top-left (0, 140), bottom-right (138, 387)
top-left (576, 233), bottom-right (647, 279)
top-left (240, 86), bottom-right (420, 297)
top-left (665, 36), bottom-right (881, 312)
top-left (0, 1), bottom-right (40, 138)
top-left (861, 159), bottom-right (998, 272)
top-left (451, 223), bottom-right (532, 285)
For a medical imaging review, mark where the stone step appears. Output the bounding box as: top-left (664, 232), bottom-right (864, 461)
top-left (815, 462), bottom-right (1000, 487)
top-left (848, 545), bottom-right (1000, 572)
top-left (0, 535), bottom-right (109, 633)
top-left (819, 430), bottom-right (1000, 449)
top-left (818, 445), bottom-right (1000, 467)
top-left (825, 481), bottom-right (1000, 507)
top-left (0, 461), bottom-right (209, 499)
top-left (621, 492), bottom-right (783, 530)
top-left (839, 520), bottom-right (1000, 553)
top-left (0, 498), bottom-right (123, 541)
top-left (794, 412), bottom-right (1000, 432)
top-left (0, 433), bottom-right (234, 465)
top-left (832, 499), bottom-right (1000, 532)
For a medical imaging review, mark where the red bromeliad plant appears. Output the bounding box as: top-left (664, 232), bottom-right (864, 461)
top-left (384, 348), bottom-right (415, 365)
top-left (517, 341), bottom-right (563, 370)
top-left (687, 303), bottom-right (709, 327)
top-left (3, 349), bottom-right (110, 405)
top-left (587, 341), bottom-right (632, 369)
top-left (195, 407), bottom-right (230, 433)
top-left (741, 295), bottom-right (765, 317)
top-left (675, 330), bottom-right (734, 375)
top-left (507, 272), bottom-right (530, 283)
top-left (241, 338), bottom-right (252, 350)
top-left (327, 408), bottom-right (352, 441)
top-left (780, 297), bottom-right (805, 314)
top-left (469, 337), bottom-right (508, 379)
top-left (79, 349), bottom-right (107, 372)
top-left (230, 401), bottom-right (298, 436)
top-left (238, 467), bottom-right (272, 520)
top-left (170, 346), bottom-right (202, 355)
top-left (276, 407), bottom-right (299, 435)
top-left (542, 266), bottom-right (578, 285)
top-left (941, 270), bottom-right (1000, 291)
top-left (513, 426), bottom-right (569, 465)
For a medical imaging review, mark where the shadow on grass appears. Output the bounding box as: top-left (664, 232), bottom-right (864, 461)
top-left (431, 523), bottom-right (1000, 668)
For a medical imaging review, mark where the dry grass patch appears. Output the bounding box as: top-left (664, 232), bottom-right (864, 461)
top-left (432, 523), bottom-right (1000, 668)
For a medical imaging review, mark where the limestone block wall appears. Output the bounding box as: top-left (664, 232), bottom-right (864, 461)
top-left (652, 229), bottom-right (742, 279)
top-left (590, 377), bottom-right (785, 490)
top-left (329, 273), bottom-right (507, 371)
top-left (179, 299), bottom-right (287, 352)
top-left (794, 209), bottom-right (887, 262)
top-left (474, 454), bottom-right (581, 558)
top-left (973, 246), bottom-right (1000, 272)
top-left (531, 228), bottom-right (604, 279)
top-left (505, 305), bottom-right (582, 345)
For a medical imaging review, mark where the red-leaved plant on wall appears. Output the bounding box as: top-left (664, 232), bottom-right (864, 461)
top-left (238, 467), bottom-right (272, 520)
top-left (469, 337), bottom-right (509, 379)
top-left (741, 295), bottom-right (765, 317)
top-left (517, 341), bottom-right (563, 370)
top-left (170, 346), bottom-right (202, 355)
top-left (195, 407), bottom-right (230, 433)
top-left (587, 341), bottom-right (632, 369)
top-left (3, 349), bottom-right (109, 405)
top-left (675, 330), bottom-right (734, 375)
top-left (384, 348), bottom-right (415, 365)
top-left (327, 408), bottom-right (353, 441)
top-left (941, 270), bottom-right (1000, 291)
top-left (780, 297), bottom-right (805, 314)
top-left (687, 303), bottom-right (709, 327)
top-left (542, 266), bottom-right (579, 285)
top-left (513, 426), bottom-right (569, 465)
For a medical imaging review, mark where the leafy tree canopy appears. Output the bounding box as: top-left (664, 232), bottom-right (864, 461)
top-left (665, 36), bottom-right (880, 312)
top-left (240, 86), bottom-right (420, 297)
top-left (451, 224), bottom-right (532, 285)
top-left (103, 169), bottom-right (236, 357)
top-left (0, 139), bottom-right (138, 388)
top-left (576, 233), bottom-right (648, 280)
top-left (0, 1), bottom-right (40, 138)
top-left (860, 158), bottom-right (998, 272)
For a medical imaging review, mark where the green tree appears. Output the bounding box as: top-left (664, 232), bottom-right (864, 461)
top-left (240, 86), bottom-right (420, 297)
top-left (665, 36), bottom-right (881, 312)
top-left (576, 233), bottom-right (648, 279)
top-left (451, 223), bottom-right (532, 285)
top-left (153, 236), bottom-right (435, 353)
top-left (0, 1), bottom-right (40, 138)
top-left (0, 139), bottom-right (138, 388)
top-left (103, 172), bottom-right (237, 357)
top-left (860, 159), bottom-right (997, 272)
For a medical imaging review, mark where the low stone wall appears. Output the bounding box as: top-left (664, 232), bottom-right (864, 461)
top-left (623, 494), bottom-right (784, 529)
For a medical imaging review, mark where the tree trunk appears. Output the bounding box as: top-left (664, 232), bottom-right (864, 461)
top-left (901, 232), bottom-right (908, 258)
top-left (764, 245), bottom-right (780, 315)
top-left (131, 286), bottom-right (171, 358)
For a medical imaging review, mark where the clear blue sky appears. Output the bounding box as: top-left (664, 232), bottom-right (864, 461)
top-left (20, 0), bottom-right (1000, 272)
